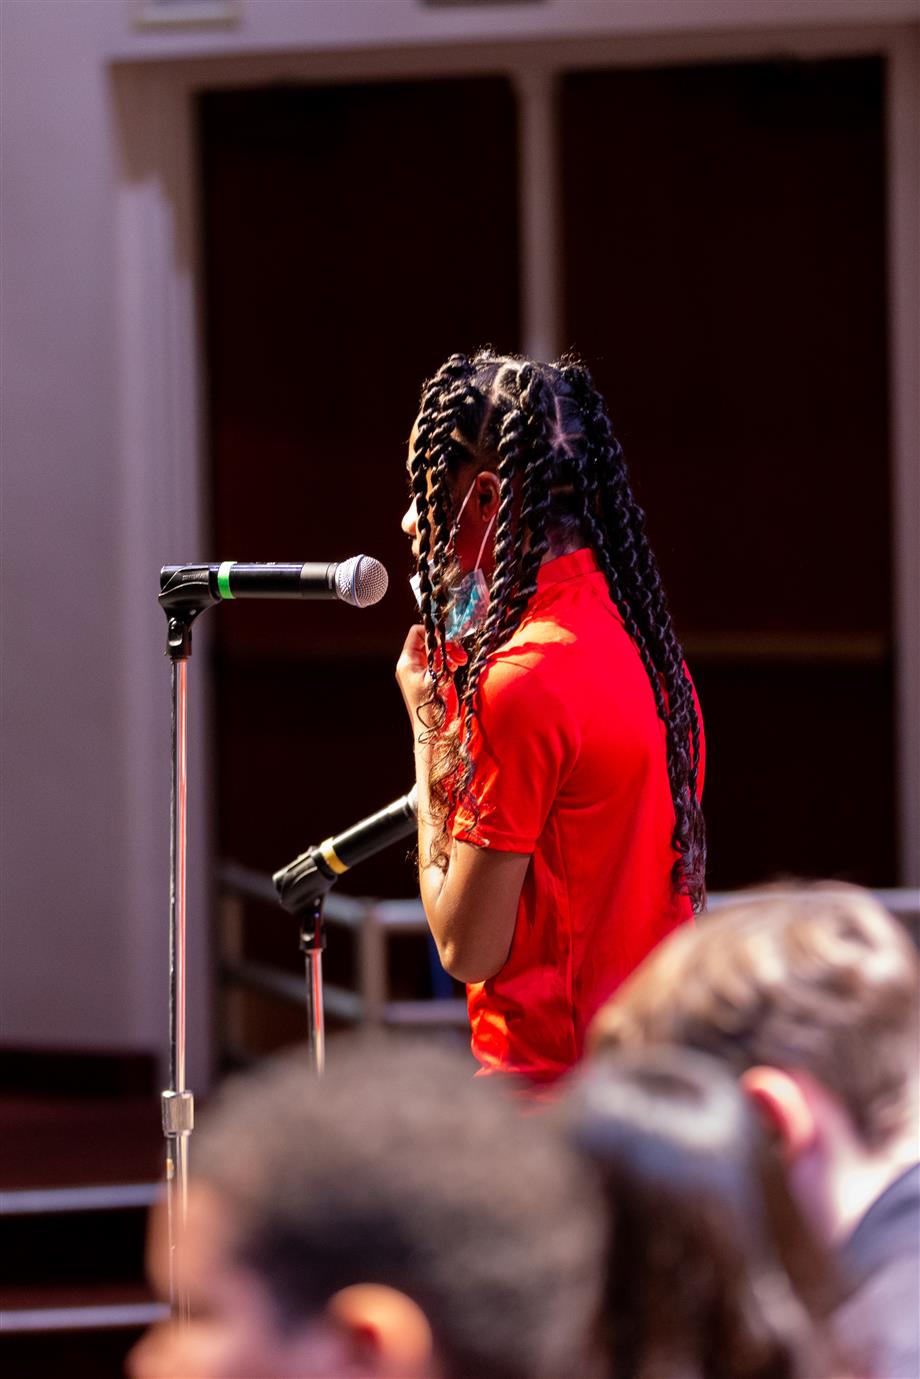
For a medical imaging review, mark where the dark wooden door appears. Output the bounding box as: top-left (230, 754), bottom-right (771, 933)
top-left (560, 56), bottom-right (894, 888)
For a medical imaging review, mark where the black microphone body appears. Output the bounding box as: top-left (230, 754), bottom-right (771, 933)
top-left (221, 562), bottom-right (341, 598)
top-left (273, 788), bottom-right (418, 913)
top-left (159, 556), bottom-right (388, 611)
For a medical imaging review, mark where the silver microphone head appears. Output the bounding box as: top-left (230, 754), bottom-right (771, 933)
top-left (334, 555), bottom-right (389, 608)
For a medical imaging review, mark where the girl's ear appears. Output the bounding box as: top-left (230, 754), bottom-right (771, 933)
top-left (475, 470), bottom-right (501, 521)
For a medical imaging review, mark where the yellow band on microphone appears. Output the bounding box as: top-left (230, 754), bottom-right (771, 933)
top-left (318, 838), bottom-right (349, 875)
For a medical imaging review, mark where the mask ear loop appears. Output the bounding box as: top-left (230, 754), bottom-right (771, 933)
top-left (453, 479), bottom-right (477, 526)
top-left (453, 473), bottom-right (498, 572)
top-left (474, 512), bottom-right (496, 572)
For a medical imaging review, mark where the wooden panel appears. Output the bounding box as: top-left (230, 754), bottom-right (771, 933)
top-left (561, 57), bottom-right (894, 886)
top-left (561, 58), bottom-right (889, 637)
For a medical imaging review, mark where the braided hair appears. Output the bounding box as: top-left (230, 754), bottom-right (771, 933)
top-left (410, 350), bottom-right (706, 911)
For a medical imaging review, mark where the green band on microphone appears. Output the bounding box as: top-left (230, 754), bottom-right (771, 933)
top-left (217, 561), bottom-right (235, 601)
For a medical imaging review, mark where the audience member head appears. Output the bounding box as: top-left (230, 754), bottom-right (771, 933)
top-left (129, 1035), bottom-right (604, 1379)
top-left (564, 1045), bottom-right (846, 1379)
top-left (590, 883), bottom-right (920, 1240)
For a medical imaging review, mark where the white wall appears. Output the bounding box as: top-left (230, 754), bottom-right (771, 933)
top-left (2, 0), bottom-right (918, 1080)
top-left (0, 2), bottom-right (213, 1078)
top-left (2, 4), bottom-right (142, 1057)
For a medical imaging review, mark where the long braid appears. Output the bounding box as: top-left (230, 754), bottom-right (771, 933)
top-left (503, 363), bottom-right (555, 621)
top-left (461, 363), bottom-right (553, 736)
top-left (621, 487), bottom-right (704, 886)
top-left (565, 362), bottom-right (706, 907)
top-left (459, 409), bottom-right (521, 718)
top-left (467, 362), bottom-right (526, 648)
top-left (622, 490), bottom-right (703, 795)
top-left (426, 377), bottom-right (480, 672)
top-left (410, 355), bottom-right (472, 722)
top-left (610, 483), bottom-right (705, 904)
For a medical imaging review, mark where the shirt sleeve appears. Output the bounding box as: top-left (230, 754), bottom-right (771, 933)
top-left (451, 655), bottom-right (575, 853)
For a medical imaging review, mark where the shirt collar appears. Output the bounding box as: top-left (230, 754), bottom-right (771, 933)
top-left (535, 547), bottom-right (600, 590)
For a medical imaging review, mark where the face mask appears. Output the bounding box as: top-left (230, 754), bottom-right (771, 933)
top-left (445, 565), bottom-right (490, 642)
top-left (409, 477), bottom-right (496, 642)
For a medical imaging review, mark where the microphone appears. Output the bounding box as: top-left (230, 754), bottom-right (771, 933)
top-left (159, 556), bottom-right (388, 611)
top-left (273, 787), bottom-right (418, 913)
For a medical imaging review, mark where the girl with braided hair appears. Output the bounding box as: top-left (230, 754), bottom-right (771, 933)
top-left (396, 350), bottom-right (705, 1089)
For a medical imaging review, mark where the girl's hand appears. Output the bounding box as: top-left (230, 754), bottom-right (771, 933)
top-left (396, 625), bottom-right (467, 727)
top-left (396, 624), bottom-right (431, 721)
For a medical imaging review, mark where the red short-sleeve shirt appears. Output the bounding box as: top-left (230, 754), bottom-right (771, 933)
top-left (452, 548), bottom-right (704, 1085)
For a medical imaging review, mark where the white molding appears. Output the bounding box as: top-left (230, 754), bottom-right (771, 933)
top-left (515, 67), bottom-right (561, 362)
top-left (102, 0), bottom-right (920, 65)
top-left (112, 64), bottom-right (214, 1088)
top-left (112, 21), bottom-right (918, 86)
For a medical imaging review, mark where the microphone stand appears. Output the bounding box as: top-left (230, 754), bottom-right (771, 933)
top-left (272, 860), bottom-right (333, 1076)
top-left (153, 560), bottom-right (390, 1315)
top-left (157, 571), bottom-right (218, 1322)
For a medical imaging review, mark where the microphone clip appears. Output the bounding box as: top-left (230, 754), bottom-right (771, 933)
top-left (273, 847), bottom-right (337, 917)
top-left (158, 566), bottom-right (219, 661)
top-left (273, 852), bottom-right (333, 958)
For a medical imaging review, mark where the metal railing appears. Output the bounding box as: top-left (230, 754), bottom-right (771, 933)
top-left (217, 865), bottom-right (920, 1052)
top-left (217, 863), bottom-right (468, 1045)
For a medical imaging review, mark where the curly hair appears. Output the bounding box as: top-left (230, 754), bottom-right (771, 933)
top-left (194, 1037), bottom-right (605, 1379)
top-left (410, 349), bottom-right (706, 910)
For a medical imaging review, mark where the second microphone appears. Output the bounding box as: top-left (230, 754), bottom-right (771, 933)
top-left (273, 787), bottom-right (419, 914)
